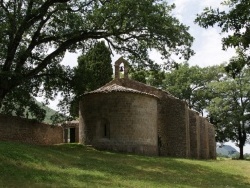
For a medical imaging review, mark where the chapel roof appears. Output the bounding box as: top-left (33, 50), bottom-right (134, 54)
top-left (85, 83), bottom-right (158, 98)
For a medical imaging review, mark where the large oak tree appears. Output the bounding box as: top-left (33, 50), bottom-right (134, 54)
top-left (0, 0), bottom-right (194, 120)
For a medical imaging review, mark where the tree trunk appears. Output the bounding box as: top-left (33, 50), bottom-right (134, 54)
top-left (0, 89), bottom-right (7, 108)
top-left (238, 124), bottom-right (246, 160)
top-left (239, 144), bottom-right (244, 160)
top-left (238, 131), bottom-right (246, 160)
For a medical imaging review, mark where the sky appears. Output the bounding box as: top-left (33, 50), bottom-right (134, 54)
top-left (43, 0), bottom-right (250, 153)
top-left (168, 0), bottom-right (235, 67)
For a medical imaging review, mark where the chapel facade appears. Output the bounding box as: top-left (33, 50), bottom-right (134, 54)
top-left (79, 57), bottom-right (216, 159)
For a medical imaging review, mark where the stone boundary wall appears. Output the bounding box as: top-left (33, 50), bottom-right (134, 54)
top-left (0, 114), bottom-right (63, 145)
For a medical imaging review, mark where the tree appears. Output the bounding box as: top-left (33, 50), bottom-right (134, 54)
top-left (0, 0), bottom-right (194, 121)
top-left (162, 63), bottom-right (223, 115)
top-left (130, 64), bottom-right (166, 88)
top-left (208, 54), bottom-right (250, 159)
top-left (68, 41), bottom-right (113, 117)
top-left (130, 69), bottom-right (148, 84)
top-left (195, 0), bottom-right (250, 56)
top-left (195, 0), bottom-right (250, 159)
top-left (225, 48), bottom-right (249, 78)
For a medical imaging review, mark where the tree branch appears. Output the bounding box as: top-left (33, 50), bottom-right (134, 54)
top-left (25, 31), bottom-right (109, 79)
top-left (15, 10), bottom-right (57, 72)
top-left (3, 0), bottom-right (71, 72)
top-left (0, 0), bottom-right (9, 15)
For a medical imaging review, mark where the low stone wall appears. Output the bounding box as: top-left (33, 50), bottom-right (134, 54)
top-left (0, 114), bottom-right (63, 145)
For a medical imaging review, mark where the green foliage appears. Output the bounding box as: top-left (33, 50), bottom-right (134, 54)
top-left (0, 98), bottom-right (64, 124)
top-left (195, 0), bottom-right (250, 50)
top-left (0, 141), bottom-right (250, 187)
top-left (68, 41), bottom-right (113, 117)
top-left (130, 67), bottom-right (166, 88)
top-left (163, 63), bottom-right (223, 115)
top-left (130, 69), bottom-right (148, 84)
top-left (0, 62), bottom-right (73, 122)
top-left (74, 41), bottom-right (113, 93)
top-left (0, 0), bottom-right (194, 121)
top-left (207, 53), bottom-right (250, 159)
top-left (30, 101), bottom-right (63, 124)
top-left (196, 3), bottom-right (250, 139)
top-left (0, 87), bottom-right (47, 122)
top-left (225, 48), bottom-right (249, 78)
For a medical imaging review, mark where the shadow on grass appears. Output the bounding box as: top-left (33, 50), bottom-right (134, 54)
top-left (0, 142), bottom-right (249, 187)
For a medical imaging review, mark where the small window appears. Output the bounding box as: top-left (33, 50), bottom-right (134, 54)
top-left (97, 118), bottom-right (110, 139)
top-left (103, 122), bottom-right (110, 138)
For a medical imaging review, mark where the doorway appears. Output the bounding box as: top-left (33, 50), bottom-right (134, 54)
top-left (69, 128), bottom-right (76, 143)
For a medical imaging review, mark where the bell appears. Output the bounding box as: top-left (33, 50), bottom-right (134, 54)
top-left (119, 66), bottom-right (124, 72)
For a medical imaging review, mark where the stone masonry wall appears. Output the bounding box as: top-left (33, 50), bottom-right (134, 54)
top-left (80, 92), bottom-right (158, 155)
top-left (80, 77), bottom-right (216, 159)
top-left (157, 96), bottom-right (190, 158)
top-left (0, 114), bottom-right (63, 145)
top-left (105, 79), bottom-right (191, 157)
top-left (199, 117), bottom-right (209, 159)
top-left (62, 121), bottom-right (79, 143)
top-left (207, 121), bottom-right (216, 159)
top-left (189, 110), bottom-right (201, 159)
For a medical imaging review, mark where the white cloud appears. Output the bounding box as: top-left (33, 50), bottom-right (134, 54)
top-left (200, 0), bottom-right (221, 8)
top-left (168, 0), bottom-right (236, 67)
top-left (61, 51), bottom-right (81, 68)
top-left (188, 28), bottom-right (235, 67)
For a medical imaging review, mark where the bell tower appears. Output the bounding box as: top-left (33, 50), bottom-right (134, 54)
top-left (114, 57), bottom-right (129, 79)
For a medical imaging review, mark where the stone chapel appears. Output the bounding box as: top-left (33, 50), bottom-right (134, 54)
top-left (79, 57), bottom-right (216, 159)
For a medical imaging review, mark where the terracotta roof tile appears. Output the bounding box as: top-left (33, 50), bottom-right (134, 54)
top-left (85, 84), bottom-right (158, 98)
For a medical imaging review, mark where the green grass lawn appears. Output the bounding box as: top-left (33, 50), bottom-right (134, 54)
top-left (0, 141), bottom-right (249, 188)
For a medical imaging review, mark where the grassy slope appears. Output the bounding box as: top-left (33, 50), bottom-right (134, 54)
top-left (0, 142), bottom-right (249, 188)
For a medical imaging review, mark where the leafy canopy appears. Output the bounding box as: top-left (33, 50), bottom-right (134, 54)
top-left (163, 63), bottom-right (223, 115)
top-left (0, 0), bottom-right (194, 121)
top-left (208, 65), bottom-right (250, 159)
top-left (67, 41), bottom-right (113, 117)
top-left (195, 0), bottom-right (250, 52)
